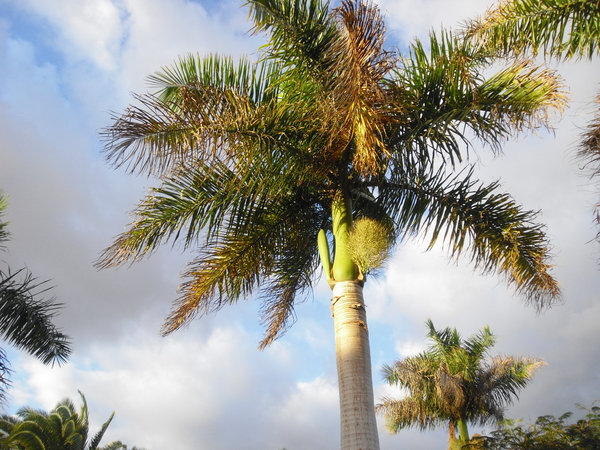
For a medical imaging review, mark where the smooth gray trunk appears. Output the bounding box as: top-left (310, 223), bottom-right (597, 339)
top-left (331, 280), bottom-right (380, 450)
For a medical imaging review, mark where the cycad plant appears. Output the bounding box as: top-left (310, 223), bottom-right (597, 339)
top-left (97, 0), bottom-right (565, 448)
top-left (377, 320), bottom-right (545, 449)
top-left (0, 392), bottom-right (134, 450)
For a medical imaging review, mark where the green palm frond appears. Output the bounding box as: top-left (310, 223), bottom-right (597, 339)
top-left (465, 0), bottom-right (600, 60)
top-left (0, 269), bottom-right (71, 365)
top-left (478, 355), bottom-right (546, 406)
top-left (3, 393), bottom-right (123, 450)
top-left (389, 29), bottom-right (566, 168)
top-left (256, 205), bottom-right (323, 348)
top-left (96, 131), bottom-right (328, 266)
top-left (99, 119), bottom-right (330, 344)
top-left (0, 193), bottom-right (70, 385)
top-left (161, 188), bottom-right (325, 338)
top-left (87, 412), bottom-right (115, 450)
top-left (380, 165), bottom-right (560, 308)
top-left (461, 325), bottom-right (496, 360)
top-left (149, 54), bottom-right (279, 105)
top-left (248, 0), bottom-right (337, 71)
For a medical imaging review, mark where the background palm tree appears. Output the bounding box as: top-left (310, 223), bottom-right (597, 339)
top-left (377, 320), bottom-right (545, 449)
top-left (0, 392), bottom-right (136, 450)
top-left (464, 0), bottom-right (600, 250)
top-left (97, 0), bottom-right (565, 448)
top-left (0, 191), bottom-right (71, 403)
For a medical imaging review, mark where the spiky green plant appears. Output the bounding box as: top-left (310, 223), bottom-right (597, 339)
top-left (0, 392), bottom-right (133, 450)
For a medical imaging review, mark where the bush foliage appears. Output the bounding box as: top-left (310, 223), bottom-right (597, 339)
top-left (480, 404), bottom-right (600, 449)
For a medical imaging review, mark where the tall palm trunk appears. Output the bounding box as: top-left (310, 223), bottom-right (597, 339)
top-left (332, 280), bottom-right (380, 450)
top-left (325, 194), bottom-right (380, 450)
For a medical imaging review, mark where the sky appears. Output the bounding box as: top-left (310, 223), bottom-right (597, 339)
top-left (0, 0), bottom-right (599, 449)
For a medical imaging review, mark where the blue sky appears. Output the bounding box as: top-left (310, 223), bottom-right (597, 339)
top-left (1, 0), bottom-right (600, 449)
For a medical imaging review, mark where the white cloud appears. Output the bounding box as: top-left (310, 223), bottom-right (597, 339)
top-left (375, 0), bottom-right (496, 45)
top-left (9, 0), bottom-right (124, 70)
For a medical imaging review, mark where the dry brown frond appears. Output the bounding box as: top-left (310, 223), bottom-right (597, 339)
top-left (328, 0), bottom-right (397, 176)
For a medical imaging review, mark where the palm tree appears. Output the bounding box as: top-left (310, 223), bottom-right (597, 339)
top-left (0, 392), bottom-right (135, 450)
top-left (464, 0), bottom-right (600, 246)
top-left (377, 320), bottom-right (545, 449)
top-left (97, 0), bottom-right (565, 448)
top-left (0, 191), bottom-right (71, 403)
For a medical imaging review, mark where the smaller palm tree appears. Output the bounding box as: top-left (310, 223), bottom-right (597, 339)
top-left (376, 320), bottom-right (545, 450)
top-left (0, 391), bottom-right (138, 450)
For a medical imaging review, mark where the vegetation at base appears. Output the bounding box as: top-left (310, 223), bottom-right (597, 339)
top-left (0, 391), bottom-right (145, 450)
top-left (479, 403), bottom-right (600, 449)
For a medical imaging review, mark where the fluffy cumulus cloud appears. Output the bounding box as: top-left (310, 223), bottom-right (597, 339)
top-left (1, 0), bottom-right (600, 449)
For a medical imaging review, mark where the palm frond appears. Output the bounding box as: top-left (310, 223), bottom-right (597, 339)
top-left (161, 192), bottom-right (325, 343)
top-left (376, 395), bottom-right (448, 433)
top-left (149, 54), bottom-right (279, 105)
top-left (0, 269), bottom-right (71, 365)
top-left (464, 0), bottom-right (600, 60)
top-left (479, 355), bottom-right (546, 406)
top-left (325, 0), bottom-right (396, 175)
top-left (380, 165), bottom-right (561, 309)
top-left (247, 0), bottom-right (337, 71)
top-left (96, 162), bottom-right (243, 267)
top-left (88, 411), bottom-right (115, 450)
top-left (102, 55), bottom-right (284, 177)
top-left (388, 29), bottom-right (566, 169)
top-left (256, 211), bottom-right (321, 349)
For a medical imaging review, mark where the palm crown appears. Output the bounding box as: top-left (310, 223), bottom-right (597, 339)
top-left (98, 0), bottom-right (564, 348)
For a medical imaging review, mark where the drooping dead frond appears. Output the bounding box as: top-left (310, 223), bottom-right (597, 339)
top-left (328, 0), bottom-right (397, 176)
